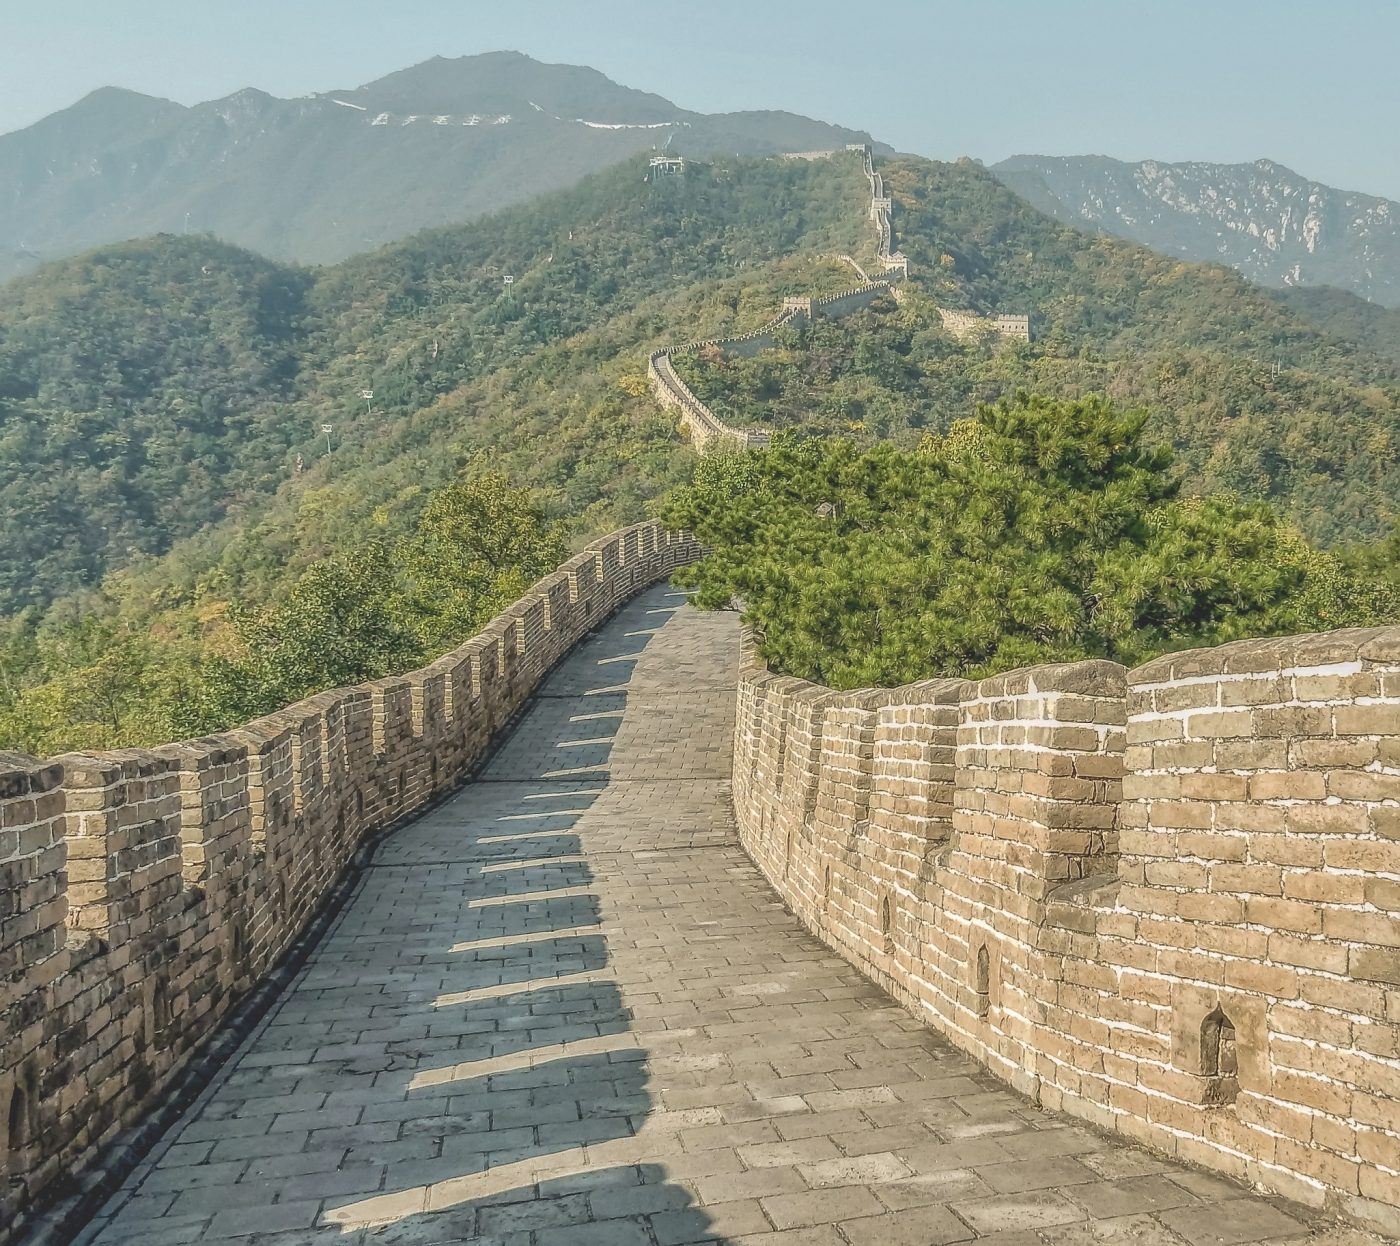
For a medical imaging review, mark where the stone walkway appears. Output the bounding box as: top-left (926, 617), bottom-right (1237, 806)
top-left (80, 586), bottom-right (1369, 1246)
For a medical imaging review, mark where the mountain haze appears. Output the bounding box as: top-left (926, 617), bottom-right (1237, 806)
top-left (0, 51), bottom-right (879, 283)
top-left (994, 154), bottom-right (1400, 308)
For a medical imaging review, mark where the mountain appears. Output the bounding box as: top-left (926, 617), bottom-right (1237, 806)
top-left (6, 146), bottom-right (1400, 614)
top-left (0, 236), bottom-right (312, 611)
top-left (667, 154), bottom-right (1400, 544)
top-left (992, 154), bottom-right (1400, 308)
top-left (0, 151), bottom-right (870, 612)
top-left (6, 146), bottom-right (1400, 751)
top-left (0, 51), bottom-right (879, 283)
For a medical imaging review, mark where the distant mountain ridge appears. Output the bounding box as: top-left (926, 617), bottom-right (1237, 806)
top-left (993, 154), bottom-right (1400, 308)
top-left (0, 51), bottom-right (880, 282)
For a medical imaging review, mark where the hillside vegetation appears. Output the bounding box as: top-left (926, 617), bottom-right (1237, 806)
top-left (0, 153), bottom-right (868, 612)
top-left (677, 156), bottom-right (1400, 543)
top-left (0, 237), bottom-right (312, 610)
top-left (3, 148), bottom-right (1400, 752)
top-left (664, 395), bottom-right (1399, 689)
top-left (1274, 285), bottom-right (1400, 366)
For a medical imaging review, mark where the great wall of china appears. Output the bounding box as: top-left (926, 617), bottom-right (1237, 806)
top-left (645, 147), bottom-right (904, 452)
top-left (733, 626), bottom-right (1400, 1234)
top-left (2, 146), bottom-right (1399, 1244)
top-left (0, 524), bottom-right (700, 1243)
top-left (647, 145), bottom-right (1029, 453)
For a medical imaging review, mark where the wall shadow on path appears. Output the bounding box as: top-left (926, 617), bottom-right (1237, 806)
top-left (315, 589), bottom-right (734, 1244)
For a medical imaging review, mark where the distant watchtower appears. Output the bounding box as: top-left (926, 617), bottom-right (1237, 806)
top-left (881, 251), bottom-right (909, 279)
top-left (649, 155), bottom-right (685, 175)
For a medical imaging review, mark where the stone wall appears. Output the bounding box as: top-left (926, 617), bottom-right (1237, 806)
top-left (938, 306), bottom-right (1033, 342)
top-left (649, 147), bottom-right (1036, 450)
top-left (0, 522), bottom-right (701, 1244)
top-left (732, 626), bottom-right (1400, 1235)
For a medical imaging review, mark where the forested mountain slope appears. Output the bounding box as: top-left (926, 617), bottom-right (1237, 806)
top-left (677, 156), bottom-right (1400, 542)
top-left (0, 51), bottom-right (880, 282)
top-left (1273, 285), bottom-right (1400, 366)
top-left (0, 237), bottom-right (312, 609)
top-left (0, 153), bottom-right (869, 611)
top-left (5, 147), bottom-right (1400, 752)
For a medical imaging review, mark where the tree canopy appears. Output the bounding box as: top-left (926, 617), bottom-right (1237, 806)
top-left (0, 469), bottom-right (564, 753)
top-left (662, 393), bottom-right (1400, 688)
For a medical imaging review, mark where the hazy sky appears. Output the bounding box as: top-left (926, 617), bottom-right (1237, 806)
top-left (3, 0), bottom-right (1398, 198)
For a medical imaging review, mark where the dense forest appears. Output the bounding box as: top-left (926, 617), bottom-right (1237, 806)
top-left (1274, 285), bottom-right (1400, 366)
top-left (663, 395), bottom-right (1400, 688)
top-left (3, 148), bottom-right (1400, 753)
top-left (0, 152), bottom-right (869, 612)
top-left (0, 237), bottom-right (312, 610)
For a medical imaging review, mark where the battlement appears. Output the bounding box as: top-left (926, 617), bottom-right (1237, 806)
top-left (938, 305), bottom-right (1033, 342)
top-left (0, 522), bottom-right (701, 1241)
top-left (733, 627), bottom-right (1400, 1234)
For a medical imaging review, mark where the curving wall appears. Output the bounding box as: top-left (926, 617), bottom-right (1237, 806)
top-left (648, 146), bottom-right (908, 454)
top-left (648, 146), bottom-right (1035, 452)
top-left (0, 522), bottom-right (700, 1243)
top-left (732, 627), bottom-right (1400, 1235)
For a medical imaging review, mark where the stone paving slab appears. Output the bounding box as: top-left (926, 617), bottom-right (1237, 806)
top-left (76, 586), bottom-right (1383, 1246)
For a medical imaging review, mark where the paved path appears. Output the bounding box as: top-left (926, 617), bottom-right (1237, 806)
top-left (81, 586), bottom-right (1368, 1246)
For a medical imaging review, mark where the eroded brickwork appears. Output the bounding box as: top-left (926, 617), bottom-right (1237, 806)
top-left (0, 522), bottom-right (700, 1244)
top-left (733, 628), bottom-right (1400, 1235)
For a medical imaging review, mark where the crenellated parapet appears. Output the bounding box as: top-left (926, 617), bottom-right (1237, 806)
top-left (938, 306), bottom-right (1032, 342)
top-left (0, 521), bottom-right (701, 1243)
top-left (733, 626), bottom-right (1400, 1235)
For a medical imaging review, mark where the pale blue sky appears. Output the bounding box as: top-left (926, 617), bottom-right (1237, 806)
top-left (3, 0), bottom-right (1398, 198)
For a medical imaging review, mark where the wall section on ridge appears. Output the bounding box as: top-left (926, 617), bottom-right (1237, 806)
top-left (648, 146), bottom-right (1032, 454)
top-left (0, 522), bottom-right (700, 1244)
top-left (647, 146), bottom-right (907, 455)
top-left (733, 627), bottom-right (1400, 1235)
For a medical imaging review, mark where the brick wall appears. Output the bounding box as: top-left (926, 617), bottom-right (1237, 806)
top-left (733, 626), bottom-right (1400, 1235)
top-left (0, 522), bottom-right (701, 1243)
